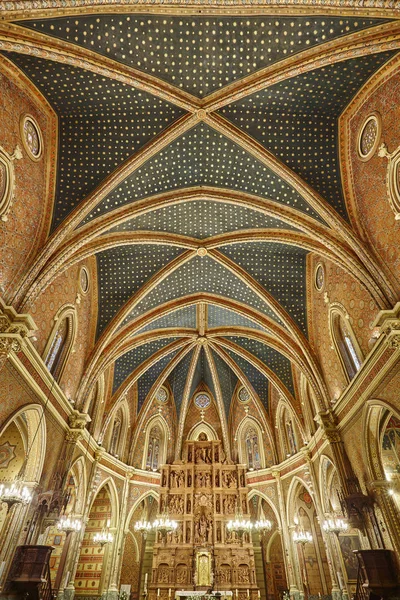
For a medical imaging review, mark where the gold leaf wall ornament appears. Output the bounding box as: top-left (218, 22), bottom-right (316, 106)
top-left (0, 145), bottom-right (22, 222)
top-left (378, 142), bottom-right (400, 221)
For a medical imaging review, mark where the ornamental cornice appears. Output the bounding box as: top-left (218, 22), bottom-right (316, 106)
top-left (1, 1), bottom-right (400, 18)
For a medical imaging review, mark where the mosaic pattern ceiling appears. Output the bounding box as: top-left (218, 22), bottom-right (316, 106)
top-left (207, 305), bottom-right (266, 332)
top-left (136, 350), bottom-right (179, 413)
top-left (3, 10), bottom-right (396, 432)
top-left (211, 350), bottom-right (238, 418)
top-left (18, 15), bottom-right (388, 97)
top-left (96, 244), bottom-right (184, 337)
top-left (3, 52), bottom-right (185, 230)
top-left (112, 337), bottom-right (179, 394)
top-left (167, 349), bottom-right (195, 416)
top-left (223, 348), bottom-right (270, 412)
top-left (107, 200), bottom-right (298, 237)
top-left (219, 242), bottom-right (308, 334)
top-left (221, 52), bottom-right (396, 220)
top-left (137, 305), bottom-right (197, 334)
top-left (121, 256), bottom-right (284, 328)
top-left (225, 336), bottom-right (295, 396)
top-left (80, 123), bottom-right (322, 225)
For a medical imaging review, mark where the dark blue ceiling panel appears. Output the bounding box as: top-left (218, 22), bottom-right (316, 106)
top-left (219, 242), bottom-right (308, 335)
top-left (17, 15), bottom-right (389, 97)
top-left (223, 347), bottom-right (270, 412)
top-left (168, 349), bottom-right (195, 417)
top-left (107, 200), bottom-right (298, 238)
top-left (96, 244), bottom-right (184, 337)
top-left (220, 51), bottom-right (397, 221)
top-left (2, 52), bottom-right (185, 231)
top-left (121, 256), bottom-right (284, 329)
top-left (112, 337), bottom-right (179, 395)
top-left (224, 336), bottom-right (295, 397)
top-left (207, 304), bottom-right (266, 332)
top-left (188, 348), bottom-right (204, 401)
top-left (137, 305), bottom-right (197, 334)
top-left (204, 349), bottom-right (217, 402)
top-left (137, 350), bottom-right (179, 413)
top-left (211, 350), bottom-right (238, 418)
top-left (80, 123), bottom-right (323, 225)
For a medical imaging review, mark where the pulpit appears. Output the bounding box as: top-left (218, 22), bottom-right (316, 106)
top-left (3, 545), bottom-right (54, 599)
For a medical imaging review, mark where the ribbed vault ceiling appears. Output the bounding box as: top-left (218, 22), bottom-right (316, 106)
top-left (2, 10), bottom-right (399, 440)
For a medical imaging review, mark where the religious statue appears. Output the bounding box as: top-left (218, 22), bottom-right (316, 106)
top-left (177, 471), bottom-right (185, 488)
top-left (195, 514), bottom-right (208, 543)
top-left (207, 519), bottom-right (213, 543)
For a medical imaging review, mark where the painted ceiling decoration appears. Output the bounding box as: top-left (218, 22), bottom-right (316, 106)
top-left (15, 15), bottom-right (390, 97)
top-left (2, 10), bottom-right (398, 435)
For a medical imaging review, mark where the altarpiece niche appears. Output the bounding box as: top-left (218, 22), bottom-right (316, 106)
top-left (148, 438), bottom-right (259, 600)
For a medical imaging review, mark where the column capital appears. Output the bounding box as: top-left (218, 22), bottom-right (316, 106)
top-left (68, 409), bottom-right (91, 430)
top-left (0, 298), bottom-right (37, 367)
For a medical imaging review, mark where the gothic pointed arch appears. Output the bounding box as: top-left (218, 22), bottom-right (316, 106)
top-left (276, 400), bottom-right (304, 462)
top-left (141, 415), bottom-right (169, 472)
top-left (236, 417), bottom-right (267, 471)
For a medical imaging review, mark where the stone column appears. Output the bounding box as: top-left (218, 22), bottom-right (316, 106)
top-left (301, 450), bottom-right (345, 600)
top-left (107, 468), bottom-right (134, 599)
top-left (63, 447), bottom-right (105, 600)
top-left (272, 471), bottom-right (300, 600)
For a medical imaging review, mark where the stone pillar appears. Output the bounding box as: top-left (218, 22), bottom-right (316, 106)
top-left (272, 471), bottom-right (300, 600)
top-left (107, 468), bottom-right (134, 599)
top-left (0, 298), bottom-right (37, 371)
top-left (63, 447), bottom-right (105, 600)
top-left (315, 409), bottom-right (375, 540)
top-left (301, 450), bottom-right (346, 600)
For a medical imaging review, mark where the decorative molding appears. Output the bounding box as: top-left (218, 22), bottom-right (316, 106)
top-left (378, 141), bottom-right (400, 220)
top-left (0, 144), bottom-right (22, 222)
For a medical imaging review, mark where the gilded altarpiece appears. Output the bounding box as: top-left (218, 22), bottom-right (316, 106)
top-left (148, 440), bottom-right (259, 600)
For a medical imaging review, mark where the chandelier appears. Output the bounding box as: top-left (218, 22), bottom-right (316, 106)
top-left (293, 529), bottom-right (312, 545)
top-left (57, 515), bottom-right (82, 534)
top-left (153, 513), bottom-right (178, 537)
top-left (134, 520), bottom-right (153, 534)
top-left (227, 504), bottom-right (253, 540)
top-left (254, 519), bottom-right (272, 533)
top-left (0, 480), bottom-right (32, 509)
top-left (322, 517), bottom-right (348, 535)
top-left (93, 519), bottom-right (114, 546)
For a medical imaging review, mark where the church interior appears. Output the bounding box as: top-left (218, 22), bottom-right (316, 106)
top-left (0, 2), bottom-right (400, 599)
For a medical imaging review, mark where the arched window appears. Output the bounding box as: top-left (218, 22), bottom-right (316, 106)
top-left (285, 417), bottom-right (297, 455)
top-left (110, 410), bottom-right (122, 456)
top-left (330, 308), bottom-right (362, 381)
top-left (276, 403), bottom-right (302, 461)
top-left (43, 306), bottom-right (77, 381)
top-left (45, 317), bottom-right (69, 375)
top-left (146, 426), bottom-right (161, 471)
top-left (245, 427), bottom-right (261, 470)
